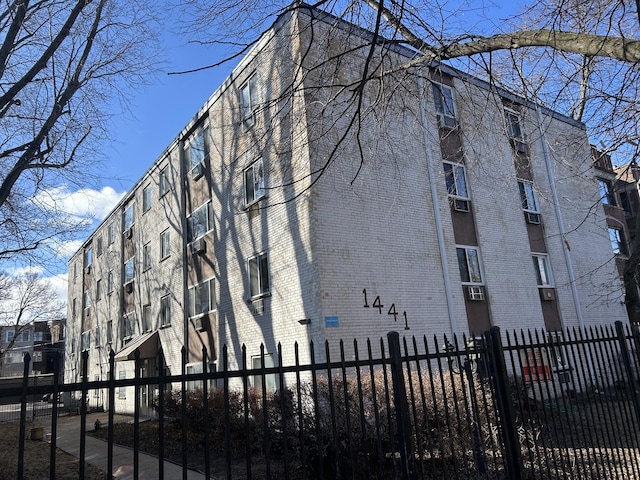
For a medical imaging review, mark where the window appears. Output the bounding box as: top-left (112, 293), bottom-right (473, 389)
top-left (532, 254), bottom-right (553, 286)
top-left (518, 180), bottom-right (539, 212)
top-left (160, 295), bottom-right (171, 327)
top-left (96, 279), bottom-right (102, 301)
top-left (17, 329), bottom-right (30, 342)
top-left (456, 247), bottom-right (482, 284)
top-left (124, 257), bottom-right (135, 284)
top-left (189, 279), bottom-right (215, 317)
top-left (94, 375), bottom-right (100, 398)
top-left (159, 167), bottom-right (170, 197)
top-left (547, 332), bottom-right (569, 370)
top-left (160, 229), bottom-right (170, 259)
top-left (108, 222), bottom-right (115, 245)
top-left (251, 354), bottom-right (276, 393)
top-left (85, 247), bottom-right (93, 267)
top-left (186, 363), bottom-right (203, 391)
top-left (241, 75), bottom-right (258, 129)
top-left (73, 262), bottom-right (78, 281)
top-left (118, 370), bottom-right (126, 399)
top-left (620, 191), bottom-right (632, 217)
top-left (96, 237), bottom-right (103, 257)
top-left (143, 243), bottom-right (152, 271)
top-left (598, 178), bottom-right (616, 206)
top-left (81, 331), bottom-right (90, 352)
top-left (186, 125), bottom-right (210, 171)
top-left (188, 202), bottom-right (214, 242)
top-left (244, 158), bottom-right (265, 206)
top-left (123, 203), bottom-right (135, 231)
top-left (142, 304), bottom-right (151, 332)
top-left (121, 313), bottom-right (135, 340)
top-left (32, 351), bottom-right (42, 362)
top-left (504, 108), bottom-right (525, 142)
top-left (83, 291), bottom-right (91, 312)
top-left (609, 227), bottom-right (628, 256)
top-left (431, 82), bottom-right (457, 128)
top-left (249, 253), bottom-right (270, 298)
top-left (106, 320), bottom-right (113, 344)
top-left (33, 332), bottom-right (43, 342)
top-left (5, 330), bottom-right (13, 343)
top-left (95, 326), bottom-right (101, 347)
top-left (142, 185), bottom-right (152, 213)
top-left (107, 271), bottom-right (114, 293)
top-left (443, 162), bottom-right (468, 199)
top-left (72, 298), bottom-right (77, 320)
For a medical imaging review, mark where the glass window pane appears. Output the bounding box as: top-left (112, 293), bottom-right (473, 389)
top-left (467, 248), bottom-right (482, 283)
top-left (456, 248), bottom-right (470, 283)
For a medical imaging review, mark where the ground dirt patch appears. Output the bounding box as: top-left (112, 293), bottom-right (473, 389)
top-left (0, 422), bottom-right (105, 480)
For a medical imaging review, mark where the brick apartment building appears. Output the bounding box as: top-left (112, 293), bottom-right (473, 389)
top-left (65, 5), bottom-right (628, 411)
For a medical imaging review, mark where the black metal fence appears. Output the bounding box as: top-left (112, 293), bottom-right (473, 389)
top-left (1, 321), bottom-right (640, 479)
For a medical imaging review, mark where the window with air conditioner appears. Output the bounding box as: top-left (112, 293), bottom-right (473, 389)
top-left (518, 180), bottom-right (541, 224)
top-left (456, 246), bottom-right (483, 285)
top-left (189, 278), bottom-right (215, 319)
top-left (188, 201), bottom-right (214, 242)
top-left (244, 158), bottom-right (265, 207)
top-left (443, 162), bottom-right (470, 211)
top-left (248, 252), bottom-right (270, 300)
top-left (241, 75), bottom-right (258, 130)
top-left (185, 124), bottom-right (209, 179)
top-left (432, 82), bottom-right (457, 128)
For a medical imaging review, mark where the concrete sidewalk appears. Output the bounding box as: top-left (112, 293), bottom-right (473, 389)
top-left (54, 412), bottom-right (205, 480)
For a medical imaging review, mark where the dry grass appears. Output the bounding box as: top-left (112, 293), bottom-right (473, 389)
top-left (0, 422), bottom-right (105, 480)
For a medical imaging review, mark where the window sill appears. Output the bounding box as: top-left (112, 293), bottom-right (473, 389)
top-left (248, 292), bottom-right (271, 302)
top-left (244, 195), bottom-right (266, 211)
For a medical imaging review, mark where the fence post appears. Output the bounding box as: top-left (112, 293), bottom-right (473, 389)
top-left (17, 352), bottom-right (30, 480)
top-left (615, 321), bottom-right (640, 424)
top-left (387, 331), bottom-right (416, 480)
top-left (484, 327), bottom-right (524, 480)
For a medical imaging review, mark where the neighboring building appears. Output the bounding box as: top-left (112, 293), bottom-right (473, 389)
top-left (615, 159), bottom-right (640, 322)
top-left (0, 319), bottom-right (65, 378)
top-left (65, 5), bottom-right (627, 411)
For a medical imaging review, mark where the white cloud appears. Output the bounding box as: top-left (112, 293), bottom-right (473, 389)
top-left (50, 239), bottom-right (85, 259)
top-left (49, 273), bottom-right (69, 308)
top-left (33, 185), bottom-right (125, 221)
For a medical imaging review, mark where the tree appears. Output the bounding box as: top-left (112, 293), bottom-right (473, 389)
top-left (0, 271), bottom-right (63, 372)
top-left (0, 0), bottom-right (158, 266)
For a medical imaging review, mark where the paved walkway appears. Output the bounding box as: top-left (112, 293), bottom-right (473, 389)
top-left (54, 413), bottom-right (206, 479)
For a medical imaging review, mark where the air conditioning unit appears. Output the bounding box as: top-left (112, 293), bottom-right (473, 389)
top-left (84, 266), bottom-right (91, 274)
top-left (252, 298), bottom-right (264, 315)
top-left (190, 238), bottom-right (206, 255)
top-left (84, 308), bottom-right (90, 317)
top-left (526, 212), bottom-right (541, 225)
top-left (191, 162), bottom-right (203, 180)
top-left (452, 198), bottom-right (470, 212)
top-left (125, 282), bottom-right (133, 294)
top-left (192, 315), bottom-right (208, 331)
top-left (125, 228), bottom-right (133, 239)
top-left (539, 288), bottom-right (556, 301)
top-left (511, 138), bottom-right (528, 153)
top-left (437, 113), bottom-right (457, 129)
top-left (467, 286), bottom-right (485, 301)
